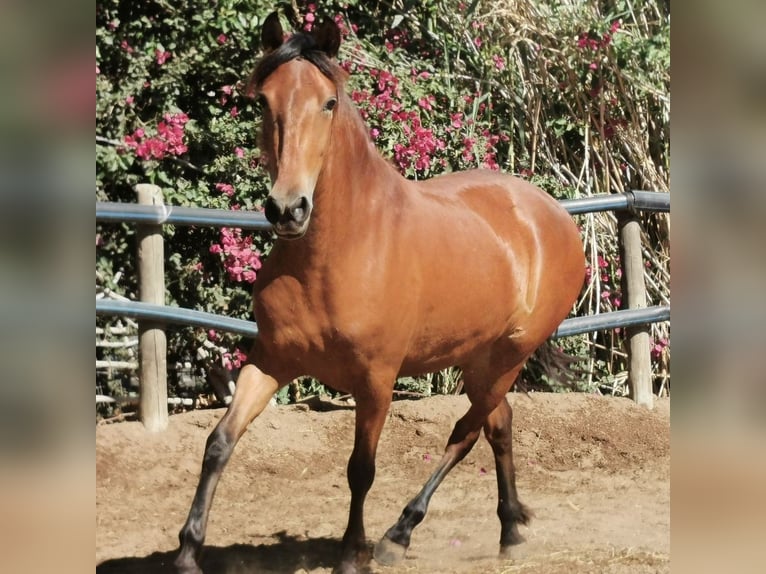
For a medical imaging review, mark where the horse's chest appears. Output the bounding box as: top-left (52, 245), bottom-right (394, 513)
top-left (253, 276), bottom-right (320, 352)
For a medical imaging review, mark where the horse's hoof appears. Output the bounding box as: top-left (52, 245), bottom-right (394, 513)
top-left (174, 555), bottom-right (203, 574)
top-left (332, 562), bottom-right (363, 574)
top-left (373, 536), bottom-right (407, 566)
top-left (499, 537), bottom-right (525, 559)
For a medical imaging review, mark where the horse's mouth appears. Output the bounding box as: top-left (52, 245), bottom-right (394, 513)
top-left (273, 221), bottom-right (308, 240)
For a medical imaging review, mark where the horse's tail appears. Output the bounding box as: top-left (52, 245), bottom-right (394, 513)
top-left (518, 340), bottom-right (589, 392)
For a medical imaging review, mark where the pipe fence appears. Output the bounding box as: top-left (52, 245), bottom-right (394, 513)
top-left (96, 188), bottom-right (670, 429)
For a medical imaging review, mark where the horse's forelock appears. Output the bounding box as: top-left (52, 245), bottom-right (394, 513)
top-left (248, 33), bottom-right (344, 95)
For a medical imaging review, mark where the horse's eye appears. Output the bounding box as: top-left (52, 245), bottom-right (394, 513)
top-left (323, 97), bottom-right (337, 112)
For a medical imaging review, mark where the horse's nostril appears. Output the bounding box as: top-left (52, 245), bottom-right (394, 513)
top-left (264, 196), bottom-right (281, 225)
top-left (290, 196), bottom-right (311, 223)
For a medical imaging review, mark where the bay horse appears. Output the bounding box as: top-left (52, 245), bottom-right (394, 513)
top-left (176, 12), bottom-right (584, 574)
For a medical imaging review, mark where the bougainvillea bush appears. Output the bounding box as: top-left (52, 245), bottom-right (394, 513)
top-left (96, 0), bottom-right (669, 409)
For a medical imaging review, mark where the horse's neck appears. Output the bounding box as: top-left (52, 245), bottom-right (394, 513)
top-left (310, 104), bottom-right (401, 241)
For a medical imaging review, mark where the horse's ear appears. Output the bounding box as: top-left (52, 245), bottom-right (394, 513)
top-left (312, 18), bottom-right (341, 58)
top-left (261, 12), bottom-right (284, 53)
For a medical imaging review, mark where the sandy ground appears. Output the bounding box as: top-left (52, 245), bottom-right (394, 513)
top-left (96, 392), bottom-right (669, 573)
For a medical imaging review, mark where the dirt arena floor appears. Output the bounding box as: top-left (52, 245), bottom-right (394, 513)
top-left (96, 392), bottom-right (670, 573)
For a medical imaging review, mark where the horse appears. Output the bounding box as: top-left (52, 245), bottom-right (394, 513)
top-left (175, 12), bottom-right (585, 574)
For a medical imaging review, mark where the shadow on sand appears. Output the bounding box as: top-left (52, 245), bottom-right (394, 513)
top-left (97, 531), bottom-right (351, 573)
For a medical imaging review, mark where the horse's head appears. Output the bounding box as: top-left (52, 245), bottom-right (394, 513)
top-left (249, 12), bottom-right (343, 239)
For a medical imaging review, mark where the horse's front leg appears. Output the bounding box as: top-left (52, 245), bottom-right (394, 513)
top-left (175, 362), bottom-right (282, 574)
top-left (335, 377), bottom-right (394, 574)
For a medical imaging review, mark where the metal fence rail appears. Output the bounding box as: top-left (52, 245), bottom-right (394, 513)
top-left (96, 201), bottom-right (272, 231)
top-left (96, 299), bottom-right (669, 341)
top-left (96, 191), bottom-right (669, 229)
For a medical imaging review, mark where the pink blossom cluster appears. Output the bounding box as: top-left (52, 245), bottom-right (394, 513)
top-left (352, 70), bottom-right (448, 172)
top-left (155, 49), bottom-right (171, 65)
top-left (124, 112), bottom-right (189, 160)
top-left (215, 183), bottom-right (235, 197)
top-left (302, 3), bottom-right (317, 32)
top-left (576, 21), bottom-right (621, 70)
top-left (351, 67), bottom-right (508, 173)
top-left (586, 255), bottom-right (623, 308)
top-left (393, 114), bottom-right (447, 172)
top-left (222, 348), bottom-right (247, 370)
top-left (300, 4), bottom-right (357, 35)
top-left (209, 227), bottom-right (262, 283)
top-left (577, 21), bottom-right (620, 51)
top-left (651, 337), bottom-right (669, 360)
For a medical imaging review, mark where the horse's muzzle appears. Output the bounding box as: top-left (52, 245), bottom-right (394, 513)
top-left (264, 195), bottom-right (312, 238)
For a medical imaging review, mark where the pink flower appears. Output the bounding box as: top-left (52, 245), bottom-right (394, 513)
top-left (473, 36), bottom-right (482, 48)
top-left (235, 147), bottom-right (245, 158)
top-left (120, 40), bottom-right (133, 54)
top-left (651, 337), bottom-right (669, 359)
top-left (221, 85), bottom-right (233, 95)
top-left (125, 95), bottom-right (134, 105)
top-left (305, 13), bottom-right (315, 23)
top-left (155, 49), bottom-right (171, 65)
top-left (215, 183), bottom-right (235, 197)
top-left (230, 106), bottom-right (239, 117)
top-left (216, 33), bottom-right (228, 44)
top-left (211, 227), bottom-right (263, 284)
top-left (492, 54), bottom-right (506, 70)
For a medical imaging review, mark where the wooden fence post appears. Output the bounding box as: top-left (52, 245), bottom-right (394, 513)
top-left (135, 184), bottom-right (168, 431)
top-left (618, 212), bottom-right (654, 409)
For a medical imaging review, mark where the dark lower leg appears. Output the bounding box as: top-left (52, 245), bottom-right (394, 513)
top-left (175, 364), bottom-right (279, 573)
top-left (175, 423), bottom-right (233, 572)
top-left (336, 385), bottom-right (392, 574)
top-left (374, 409), bottom-right (485, 564)
top-left (484, 398), bottom-right (532, 553)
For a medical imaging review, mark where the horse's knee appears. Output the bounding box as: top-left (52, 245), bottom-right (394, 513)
top-left (199, 426), bottom-right (234, 476)
top-left (347, 452), bottom-right (375, 495)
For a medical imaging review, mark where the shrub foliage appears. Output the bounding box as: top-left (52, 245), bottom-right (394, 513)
top-left (96, 0), bottom-right (670, 409)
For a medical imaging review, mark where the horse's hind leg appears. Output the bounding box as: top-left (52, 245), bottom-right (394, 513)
top-left (484, 397), bottom-right (532, 556)
top-left (175, 363), bottom-right (280, 574)
top-left (373, 359), bottom-right (524, 566)
top-left (373, 402), bottom-right (487, 566)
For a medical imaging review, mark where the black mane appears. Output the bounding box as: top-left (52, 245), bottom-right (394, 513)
top-left (249, 32), bottom-right (343, 91)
